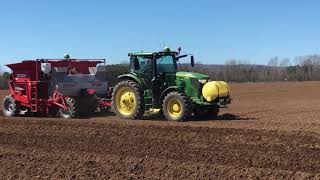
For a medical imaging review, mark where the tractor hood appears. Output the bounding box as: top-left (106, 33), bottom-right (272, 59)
top-left (176, 72), bottom-right (209, 80)
top-left (172, 71), bottom-right (230, 103)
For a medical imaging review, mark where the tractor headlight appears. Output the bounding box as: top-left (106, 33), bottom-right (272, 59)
top-left (198, 79), bottom-right (208, 84)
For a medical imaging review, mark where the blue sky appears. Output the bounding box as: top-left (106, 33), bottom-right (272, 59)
top-left (0, 0), bottom-right (319, 68)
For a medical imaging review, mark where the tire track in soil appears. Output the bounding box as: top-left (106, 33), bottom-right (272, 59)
top-left (1, 145), bottom-right (319, 179)
top-left (0, 118), bottom-right (320, 179)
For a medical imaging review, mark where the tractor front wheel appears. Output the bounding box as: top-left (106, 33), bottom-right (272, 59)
top-left (112, 80), bottom-right (145, 119)
top-left (2, 96), bottom-right (20, 117)
top-left (162, 92), bottom-right (192, 121)
top-left (59, 97), bottom-right (77, 119)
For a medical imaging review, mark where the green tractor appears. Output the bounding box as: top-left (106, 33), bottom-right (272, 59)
top-left (112, 47), bottom-right (231, 121)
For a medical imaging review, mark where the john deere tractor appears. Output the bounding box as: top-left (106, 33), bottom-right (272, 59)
top-left (112, 47), bottom-right (231, 121)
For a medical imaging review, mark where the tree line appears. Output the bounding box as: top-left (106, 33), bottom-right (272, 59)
top-left (182, 54), bottom-right (320, 82)
top-left (104, 54), bottom-right (320, 85)
top-left (1, 54), bottom-right (320, 89)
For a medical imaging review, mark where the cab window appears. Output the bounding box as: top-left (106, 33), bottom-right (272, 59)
top-left (157, 55), bottom-right (176, 73)
top-left (130, 56), bottom-right (152, 73)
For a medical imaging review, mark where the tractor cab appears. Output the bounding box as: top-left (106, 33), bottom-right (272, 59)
top-left (129, 51), bottom-right (177, 74)
top-left (128, 48), bottom-right (196, 91)
top-left (129, 47), bottom-right (194, 77)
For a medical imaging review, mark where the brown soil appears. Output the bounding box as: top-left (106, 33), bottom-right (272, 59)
top-left (1, 81), bottom-right (320, 179)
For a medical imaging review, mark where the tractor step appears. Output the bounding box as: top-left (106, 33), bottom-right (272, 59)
top-left (145, 103), bottom-right (153, 110)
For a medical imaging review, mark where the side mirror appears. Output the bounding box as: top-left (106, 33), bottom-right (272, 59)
top-left (191, 56), bottom-right (195, 67)
top-left (176, 54), bottom-right (188, 61)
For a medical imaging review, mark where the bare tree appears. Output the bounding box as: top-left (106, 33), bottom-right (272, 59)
top-left (268, 57), bottom-right (279, 67)
top-left (279, 58), bottom-right (290, 67)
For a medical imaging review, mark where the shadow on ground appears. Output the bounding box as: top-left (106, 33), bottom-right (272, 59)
top-left (141, 113), bottom-right (255, 122)
top-left (0, 109), bottom-right (255, 122)
top-left (191, 113), bottom-right (255, 122)
top-left (66, 111), bottom-right (256, 122)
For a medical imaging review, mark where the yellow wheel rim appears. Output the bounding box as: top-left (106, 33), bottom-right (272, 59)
top-left (167, 98), bottom-right (182, 118)
top-left (115, 87), bottom-right (137, 116)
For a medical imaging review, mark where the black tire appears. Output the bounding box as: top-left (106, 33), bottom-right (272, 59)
top-left (112, 80), bottom-right (145, 119)
top-left (59, 97), bottom-right (78, 119)
top-left (2, 95), bottom-right (20, 117)
top-left (77, 95), bottom-right (97, 116)
top-left (194, 106), bottom-right (219, 119)
top-left (162, 92), bottom-right (192, 121)
top-left (48, 107), bottom-right (60, 117)
top-left (88, 94), bottom-right (98, 114)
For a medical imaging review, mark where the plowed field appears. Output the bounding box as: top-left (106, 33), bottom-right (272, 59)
top-left (1, 82), bottom-right (320, 179)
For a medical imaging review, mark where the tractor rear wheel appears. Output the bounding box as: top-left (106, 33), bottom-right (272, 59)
top-left (162, 92), bottom-right (192, 121)
top-left (2, 96), bottom-right (20, 117)
top-left (59, 97), bottom-right (77, 119)
top-left (112, 80), bottom-right (144, 119)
